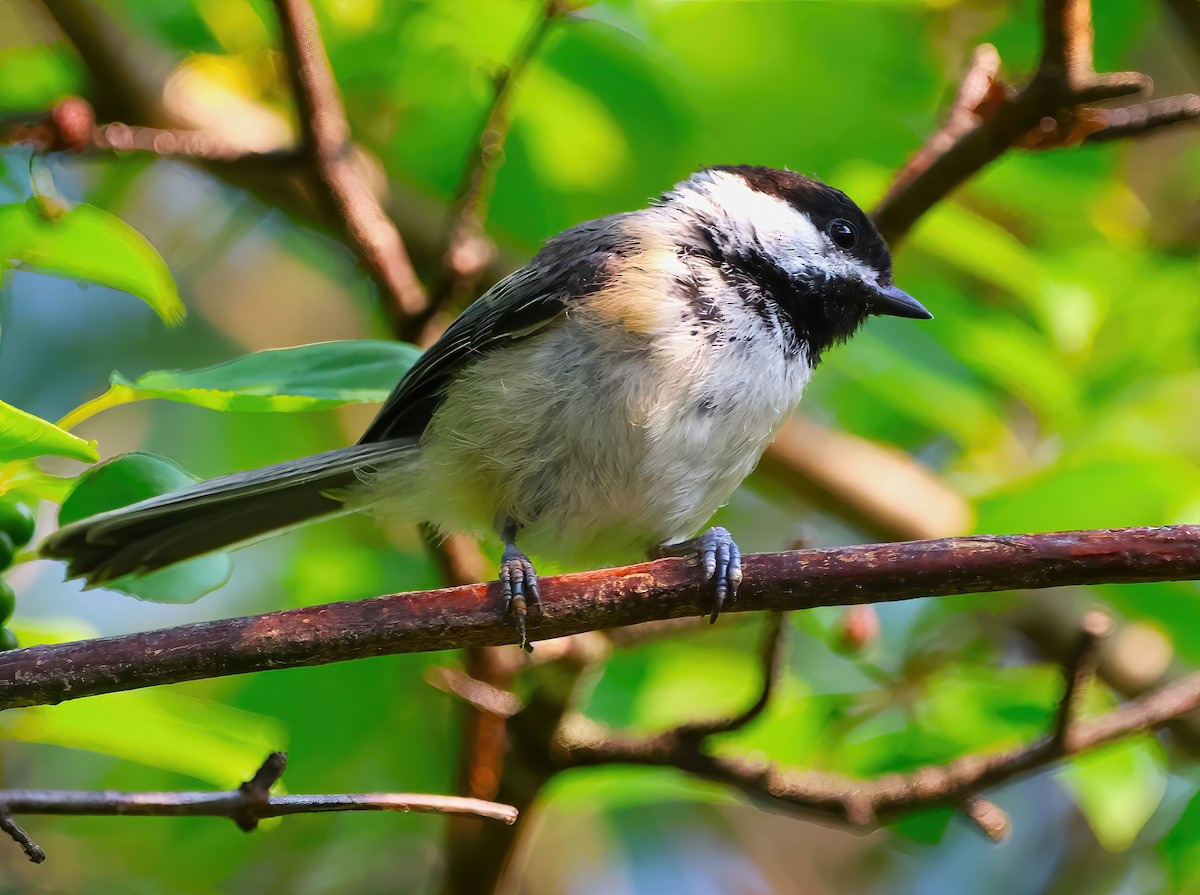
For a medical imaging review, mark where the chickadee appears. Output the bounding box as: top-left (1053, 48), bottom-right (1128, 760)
top-left (42, 165), bottom-right (930, 648)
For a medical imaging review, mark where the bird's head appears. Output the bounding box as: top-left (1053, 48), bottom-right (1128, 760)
top-left (662, 165), bottom-right (930, 360)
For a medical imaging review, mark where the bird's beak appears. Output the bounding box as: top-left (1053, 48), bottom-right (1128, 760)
top-left (869, 283), bottom-right (932, 320)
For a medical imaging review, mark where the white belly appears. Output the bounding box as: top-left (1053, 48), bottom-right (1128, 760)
top-left (386, 310), bottom-right (810, 565)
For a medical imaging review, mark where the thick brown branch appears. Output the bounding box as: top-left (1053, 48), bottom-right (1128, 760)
top-left (271, 0), bottom-right (428, 322)
top-left (5, 526), bottom-right (1199, 710)
top-left (872, 0), bottom-right (1177, 242)
top-left (556, 666), bottom-right (1200, 831)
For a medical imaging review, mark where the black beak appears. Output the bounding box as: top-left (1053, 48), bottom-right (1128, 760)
top-left (869, 283), bottom-right (932, 320)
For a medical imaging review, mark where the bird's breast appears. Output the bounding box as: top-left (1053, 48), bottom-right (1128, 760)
top-left (401, 276), bottom-right (812, 564)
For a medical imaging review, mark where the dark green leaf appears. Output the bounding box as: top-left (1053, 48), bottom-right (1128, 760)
top-left (109, 340), bottom-right (422, 412)
top-left (58, 453), bottom-right (230, 603)
top-left (1163, 787), bottom-right (1200, 891)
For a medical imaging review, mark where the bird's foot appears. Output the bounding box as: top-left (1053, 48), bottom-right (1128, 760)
top-left (499, 543), bottom-right (540, 653)
top-left (696, 526), bottom-right (742, 623)
top-left (657, 527), bottom-right (744, 623)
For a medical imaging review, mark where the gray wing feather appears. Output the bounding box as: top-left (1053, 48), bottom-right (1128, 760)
top-left (359, 215), bottom-right (628, 443)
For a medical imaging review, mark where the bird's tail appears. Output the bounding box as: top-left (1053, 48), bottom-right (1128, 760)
top-left (40, 440), bottom-right (417, 586)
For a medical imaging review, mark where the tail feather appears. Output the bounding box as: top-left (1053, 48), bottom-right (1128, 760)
top-left (41, 440), bottom-right (416, 585)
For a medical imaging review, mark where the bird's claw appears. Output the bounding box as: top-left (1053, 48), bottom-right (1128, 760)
top-left (499, 544), bottom-right (540, 652)
top-left (697, 526), bottom-right (742, 623)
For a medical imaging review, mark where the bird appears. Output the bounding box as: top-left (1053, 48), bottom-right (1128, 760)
top-left (41, 165), bottom-right (931, 649)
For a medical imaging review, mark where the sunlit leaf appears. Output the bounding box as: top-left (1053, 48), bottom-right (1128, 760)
top-left (0, 201), bottom-right (184, 325)
top-left (106, 339), bottom-right (422, 413)
top-left (0, 46), bottom-right (84, 113)
top-left (3, 617), bottom-right (286, 787)
top-left (545, 766), bottom-right (738, 814)
top-left (1058, 736), bottom-right (1168, 852)
top-left (976, 451), bottom-right (1200, 534)
top-left (624, 644), bottom-right (762, 733)
top-left (0, 616), bottom-right (285, 788)
top-left (917, 664), bottom-right (1058, 751)
top-left (0, 398), bottom-right (98, 463)
top-left (57, 452), bottom-right (231, 603)
top-left (518, 62), bottom-right (629, 190)
top-left (0, 460), bottom-right (75, 503)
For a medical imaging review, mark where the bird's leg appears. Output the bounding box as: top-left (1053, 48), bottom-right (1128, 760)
top-left (499, 519), bottom-right (539, 652)
top-left (656, 526), bottom-right (743, 623)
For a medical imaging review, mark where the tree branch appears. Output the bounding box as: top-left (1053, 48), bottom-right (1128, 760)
top-left (555, 656), bottom-right (1200, 832)
top-left (1053, 609), bottom-right (1111, 750)
top-left (872, 0), bottom-right (1198, 243)
top-left (676, 613), bottom-right (788, 741)
top-left (1, 526), bottom-right (1196, 710)
top-left (0, 753), bottom-right (515, 863)
top-left (270, 0), bottom-right (428, 324)
top-left (408, 0), bottom-right (567, 343)
top-left (0, 811), bottom-right (45, 864)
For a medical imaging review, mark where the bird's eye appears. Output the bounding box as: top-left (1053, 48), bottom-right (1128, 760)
top-left (828, 219), bottom-right (858, 250)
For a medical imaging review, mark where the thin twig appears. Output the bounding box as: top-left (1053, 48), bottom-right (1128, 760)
top-left (427, 666), bottom-right (524, 719)
top-left (0, 789), bottom-right (517, 824)
top-left (232, 751), bottom-right (288, 831)
top-left (94, 121), bottom-right (298, 165)
top-left (9, 526), bottom-right (1200, 710)
top-left (271, 0), bottom-right (428, 324)
top-left (1053, 609), bottom-right (1112, 750)
top-left (0, 810), bottom-right (45, 864)
top-left (557, 664), bottom-right (1200, 832)
top-left (961, 797), bottom-right (1010, 842)
top-left (678, 612), bottom-right (788, 740)
top-left (1085, 94), bottom-right (1200, 142)
top-left (0, 752), bottom-right (515, 863)
top-left (872, 0), bottom-right (1197, 242)
top-left (406, 0), bottom-right (567, 344)
top-left (0, 753), bottom-right (517, 826)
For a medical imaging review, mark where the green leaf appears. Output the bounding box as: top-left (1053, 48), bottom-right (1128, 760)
top-left (0, 46), bottom-right (85, 113)
top-left (0, 201), bottom-right (184, 326)
top-left (0, 461), bottom-right (76, 504)
top-left (108, 339), bottom-right (423, 413)
top-left (0, 398), bottom-right (98, 463)
top-left (2, 691), bottom-right (285, 788)
top-left (1058, 736), bottom-right (1168, 852)
top-left (57, 452), bottom-right (231, 603)
top-left (0, 618), bottom-right (285, 786)
top-left (976, 451), bottom-right (1200, 534)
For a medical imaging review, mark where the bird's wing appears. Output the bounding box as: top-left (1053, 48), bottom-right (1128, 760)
top-left (358, 218), bottom-right (627, 443)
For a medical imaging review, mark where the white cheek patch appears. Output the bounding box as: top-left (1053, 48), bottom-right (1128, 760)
top-left (669, 170), bottom-right (880, 289)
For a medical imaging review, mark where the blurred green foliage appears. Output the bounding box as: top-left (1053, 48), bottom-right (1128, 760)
top-left (0, 0), bottom-right (1198, 893)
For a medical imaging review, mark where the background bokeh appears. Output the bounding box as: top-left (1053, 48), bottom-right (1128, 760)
top-left (1, 0), bottom-right (1199, 892)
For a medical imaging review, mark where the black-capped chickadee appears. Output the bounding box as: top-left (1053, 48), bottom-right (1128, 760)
top-left (42, 165), bottom-right (931, 648)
